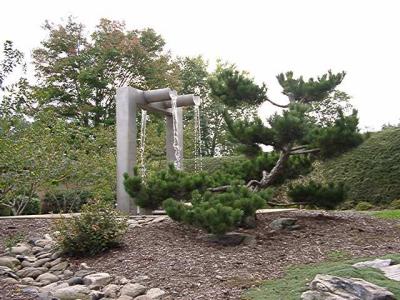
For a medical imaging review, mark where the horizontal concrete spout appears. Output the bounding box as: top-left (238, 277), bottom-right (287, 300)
top-left (163, 94), bottom-right (201, 108)
top-left (144, 88), bottom-right (177, 103)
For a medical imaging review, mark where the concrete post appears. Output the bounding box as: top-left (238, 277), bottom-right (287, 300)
top-left (166, 107), bottom-right (183, 168)
top-left (116, 87), bottom-right (138, 215)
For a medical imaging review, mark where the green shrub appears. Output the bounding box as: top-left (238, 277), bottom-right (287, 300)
top-left (163, 186), bottom-right (271, 236)
top-left (42, 190), bottom-right (92, 213)
top-left (0, 205), bottom-right (12, 216)
top-left (355, 201), bottom-right (375, 211)
top-left (21, 197), bottom-right (41, 215)
top-left (390, 199), bottom-right (400, 209)
top-left (54, 201), bottom-right (128, 257)
top-left (288, 180), bottom-right (347, 210)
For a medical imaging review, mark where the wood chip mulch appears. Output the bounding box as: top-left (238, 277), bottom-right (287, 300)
top-left (1, 211), bottom-right (400, 300)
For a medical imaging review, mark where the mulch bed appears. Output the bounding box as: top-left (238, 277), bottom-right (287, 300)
top-left (1, 210), bottom-right (400, 300)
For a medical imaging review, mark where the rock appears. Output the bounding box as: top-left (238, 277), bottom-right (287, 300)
top-left (21, 277), bottom-right (35, 285)
top-left (118, 296), bottom-right (133, 300)
top-left (83, 272), bottom-right (112, 288)
top-left (0, 256), bottom-right (21, 269)
top-left (75, 269), bottom-right (96, 278)
top-left (63, 269), bottom-right (74, 277)
top-left (80, 262), bottom-right (91, 269)
top-left (37, 272), bottom-right (59, 283)
top-left (90, 290), bottom-right (105, 300)
top-left (21, 286), bottom-right (40, 295)
top-left (301, 274), bottom-right (396, 300)
top-left (207, 232), bottom-right (255, 246)
top-left (0, 265), bottom-right (19, 279)
top-left (146, 288), bottom-right (165, 299)
top-left (36, 252), bottom-right (52, 259)
top-left (1, 277), bottom-right (19, 284)
top-left (115, 275), bottom-right (130, 285)
top-left (103, 283), bottom-right (120, 298)
top-left (48, 257), bottom-right (63, 267)
top-left (150, 216), bottom-right (167, 224)
top-left (269, 218), bottom-right (298, 230)
top-left (68, 276), bottom-right (84, 286)
top-left (35, 239), bottom-right (53, 247)
top-left (21, 260), bottom-right (34, 268)
top-left (52, 284), bottom-right (92, 300)
top-left (134, 296), bottom-right (152, 300)
top-left (353, 259), bottom-right (393, 269)
top-left (16, 255), bottom-right (37, 262)
top-left (33, 258), bottom-right (52, 267)
top-left (51, 250), bottom-right (62, 260)
top-left (41, 281), bottom-right (69, 292)
top-left (380, 265), bottom-right (400, 281)
top-left (32, 246), bottom-right (43, 254)
top-left (16, 267), bottom-right (47, 279)
top-left (10, 243), bottom-right (31, 255)
top-left (120, 283), bottom-right (146, 298)
top-left (49, 261), bottom-right (68, 272)
top-left (44, 233), bottom-right (53, 241)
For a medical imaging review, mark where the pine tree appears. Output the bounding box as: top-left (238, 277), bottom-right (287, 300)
top-left (209, 66), bottom-right (362, 190)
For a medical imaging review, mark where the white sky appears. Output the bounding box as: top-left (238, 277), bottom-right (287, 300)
top-left (1, 0), bottom-right (399, 130)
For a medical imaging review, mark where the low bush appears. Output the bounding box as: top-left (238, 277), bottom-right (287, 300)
top-left (54, 201), bottom-right (128, 256)
top-left (42, 190), bottom-right (92, 213)
top-left (163, 186), bottom-right (271, 236)
top-left (389, 199), bottom-right (400, 209)
top-left (288, 180), bottom-right (347, 210)
top-left (21, 197), bottom-right (41, 215)
top-left (355, 201), bottom-right (375, 211)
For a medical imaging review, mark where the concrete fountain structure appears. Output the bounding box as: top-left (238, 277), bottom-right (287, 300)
top-left (116, 87), bottom-right (200, 215)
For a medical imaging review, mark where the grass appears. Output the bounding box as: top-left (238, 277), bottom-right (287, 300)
top-left (244, 253), bottom-right (400, 300)
top-left (293, 127), bottom-right (400, 206)
top-left (371, 209), bottom-right (400, 219)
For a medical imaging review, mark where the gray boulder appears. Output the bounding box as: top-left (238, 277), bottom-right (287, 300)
top-left (103, 283), bottom-right (120, 298)
top-left (52, 284), bottom-right (92, 300)
top-left (121, 283), bottom-right (146, 298)
top-left (269, 218), bottom-right (299, 230)
top-left (353, 259), bottom-right (393, 270)
top-left (0, 256), bottom-right (21, 269)
top-left (10, 243), bottom-right (31, 255)
top-left (146, 288), bottom-right (165, 299)
top-left (83, 272), bottom-right (112, 288)
top-left (301, 274), bottom-right (395, 300)
top-left (37, 272), bottom-right (59, 283)
top-left (17, 267), bottom-right (47, 279)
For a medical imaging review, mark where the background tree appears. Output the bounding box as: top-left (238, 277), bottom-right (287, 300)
top-left (31, 17), bottom-right (181, 126)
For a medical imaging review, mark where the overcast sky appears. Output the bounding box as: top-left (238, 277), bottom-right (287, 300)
top-left (1, 0), bottom-right (399, 130)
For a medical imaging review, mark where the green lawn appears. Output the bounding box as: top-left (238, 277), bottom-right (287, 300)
top-left (243, 254), bottom-right (400, 300)
top-left (371, 209), bottom-right (400, 219)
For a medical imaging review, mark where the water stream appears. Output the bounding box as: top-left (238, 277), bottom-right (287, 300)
top-left (194, 104), bottom-right (203, 171)
top-left (170, 94), bottom-right (182, 170)
top-left (139, 109), bottom-right (148, 180)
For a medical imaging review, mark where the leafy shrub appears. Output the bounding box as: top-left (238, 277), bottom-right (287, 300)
top-left (355, 201), bottom-right (375, 211)
top-left (288, 180), bottom-right (347, 210)
top-left (389, 199), bottom-right (400, 209)
top-left (54, 201), bottom-right (128, 256)
top-left (42, 190), bottom-right (92, 213)
top-left (0, 205), bottom-right (12, 216)
top-left (21, 197), bottom-right (41, 215)
top-left (163, 186), bottom-right (271, 236)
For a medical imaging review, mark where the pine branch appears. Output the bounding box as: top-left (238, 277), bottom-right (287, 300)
top-left (265, 98), bottom-right (290, 108)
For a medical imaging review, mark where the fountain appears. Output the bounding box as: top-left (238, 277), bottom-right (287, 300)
top-left (116, 87), bottom-right (201, 215)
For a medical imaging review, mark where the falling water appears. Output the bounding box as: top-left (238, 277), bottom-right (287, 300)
top-left (170, 94), bottom-right (182, 170)
top-left (194, 104), bottom-right (203, 171)
top-left (139, 109), bottom-right (148, 180)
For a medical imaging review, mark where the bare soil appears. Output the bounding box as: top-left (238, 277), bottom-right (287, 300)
top-left (1, 210), bottom-right (400, 300)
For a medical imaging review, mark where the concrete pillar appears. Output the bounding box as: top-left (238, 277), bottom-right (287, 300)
top-left (116, 87), bottom-right (138, 215)
top-left (166, 107), bottom-right (183, 168)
